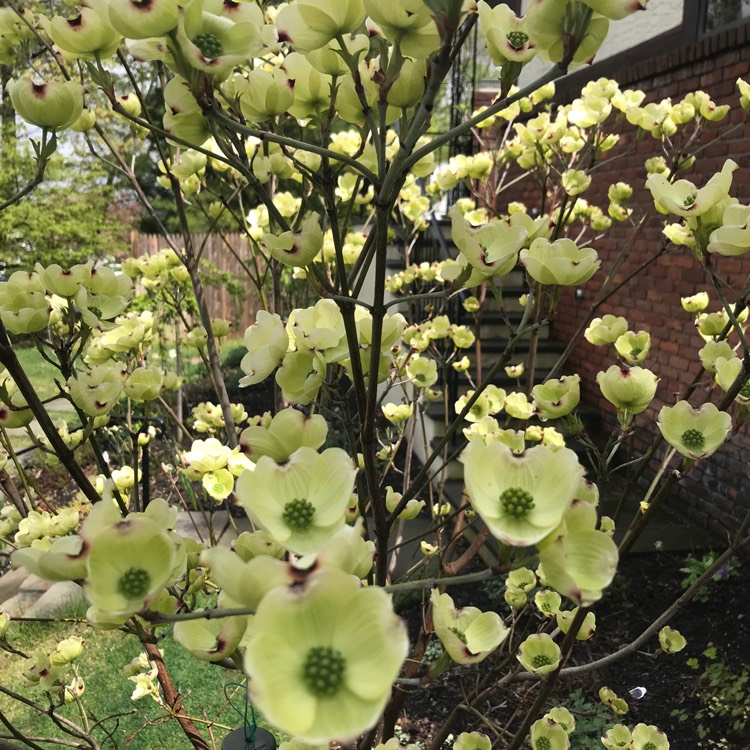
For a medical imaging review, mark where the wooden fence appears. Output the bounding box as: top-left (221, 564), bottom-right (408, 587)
top-left (130, 231), bottom-right (265, 334)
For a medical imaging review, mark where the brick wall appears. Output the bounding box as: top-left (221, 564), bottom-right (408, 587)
top-left (477, 22), bottom-right (750, 536)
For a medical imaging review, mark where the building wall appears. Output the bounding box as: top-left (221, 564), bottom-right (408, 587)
top-left (519, 1), bottom-right (684, 87)
top-left (517, 19), bottom-right (750, 536)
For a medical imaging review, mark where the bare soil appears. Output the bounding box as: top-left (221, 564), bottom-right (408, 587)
top-left (396, 550), bottom-right (749, 749)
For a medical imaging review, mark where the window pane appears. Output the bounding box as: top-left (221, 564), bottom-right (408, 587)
top-left (706, 0), bottom-right (750, 31)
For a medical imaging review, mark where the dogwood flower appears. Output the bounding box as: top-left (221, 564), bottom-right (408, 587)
top-left (235, 447), bottom-right (357, 555)
top-left (0, 372), bottom-right (33, 429)
top-left (239, 311), bottom-right (289, 386)
top-left (262, 213), bottom-right (324, 267)
top-left (556, 608), bottom-right (596, 640)
top-left (657, 401), bottom-right (732, 460)
top-left (707, 203), bottom-right (750, 256)
top-left (105, 0), bottom-right (179, 39)
top-left (235, 68), bottom-right (295, 123)
top-left (174, 615), bottom-right (248, 661)
top-left (68, 365), bottom-right (126, 417)
top-left (7, 77), bottom-right (84, 130)
top-left (276, 351), bottom-right (327, 405)
top-left (530, 717), bottom-right (570, 750)
top-left (36, 262), bottom-right (92, 298)
top-left (525, 0), bottom-right (610, 66)
top-left (537, 499), bottom-right (618, 605)
top-left (175, 0), bottom-right (263, 77)
top-left (658, 626), bottom-right (686, 654)
top-left (244, 567), bottom-right (408, 743)
top-left (646, 159), bottom-right (737, 219)
top-left (681, 291), bottom-right (709, 313)
top-left (450, 206), bottom-right (527, 281)
top-left (0, 271), bottom-right (51, 334)
top-left (544, 707), bottom-right (576, 734)
top-left (585, 315), bottom-right (628, 345)
top-left (124, 367), bottom-right (163, 402)
top-left (239, 408), bottom-right (328, 463)
top-left (531, 375), bottom-right (581, 419)
top-left (453, 732), bottom-right (491, 750)
top-left (615, 331), bottom-right (651, 364)
top-left (478, 2), bottom-right (536, 66)
top-left (276, 0), bottom-right (366, 53)
top-left (517, 633), bottom-right (560, 675)
top-left (84, 515), bottom-right (177, 621)
top-left (534, 589), bottom-right (562, 617)
top-left (383, 402), bottom-right (414, 423)
top-left (582, 0), bottom-right (647, 20)
top-left (601, 724), bottom-right (632, 750)
top-left (631, 724), bottom-right (669, 750)
top-left (461, 441), bottom-right (583, 546)
top-left (597, 365), bottom-right (658, 421)
top-left (364, 0), bottom-right (440, 59)
top-left (430, 590), bottom-right (509, 664)
top-left (520, 238), bottom-right (600, 286)
top-left (50, 5), bottom-right (121, 58)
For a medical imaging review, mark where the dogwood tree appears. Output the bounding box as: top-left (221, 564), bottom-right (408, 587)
top-left (1, 1), bottom-right (748, 749)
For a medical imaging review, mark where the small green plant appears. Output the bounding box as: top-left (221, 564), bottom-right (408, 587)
top-left (558, 688), bottom-right (618, 750)
top-left (672, 646), bottom-right (750, 748)
top-left (421, 638), bottom-right (445, 666)
top-left (679, 551), bottom-right (737, 603)
top-left (481, 577), bottom-right (506, 607)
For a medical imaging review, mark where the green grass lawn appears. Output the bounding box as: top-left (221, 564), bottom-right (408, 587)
top-left (13, 346), bottom-right (68, 402)
top-left (0, 601), bottom-right (277, 749)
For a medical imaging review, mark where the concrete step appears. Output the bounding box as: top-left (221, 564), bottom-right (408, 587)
top-left (1, 573), bottom-right (53, 617)
top-left (0, 567), bottom-right (28, 604)
top-left (25, 581), bottom-right (86, 617)
top-left (466, 313), bottom-right (552, 341)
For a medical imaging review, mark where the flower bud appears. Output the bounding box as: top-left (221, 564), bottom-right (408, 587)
top-left (262, 213), bottom-right (324, 267)
top-left (8, 77), bottom-right (84, 130)
top-left (596, 365), bottom-right (658, 422)
top-left (106, 0), bottom-right (180, 40)
top-left (50, 6), bottom-right (121, 57)
top-left (124, 367), bottom-right (163, 402)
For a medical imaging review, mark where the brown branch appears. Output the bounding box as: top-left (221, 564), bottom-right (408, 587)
top-left (142, 642), bottom-right (209, 750)
top-left (0, 468), bottom-right (29, 518)
top-left (0, 324), bottom-right (101, 507)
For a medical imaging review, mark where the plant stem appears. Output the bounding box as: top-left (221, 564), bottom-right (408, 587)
top-left (142, 642), bottom-right (209, 750)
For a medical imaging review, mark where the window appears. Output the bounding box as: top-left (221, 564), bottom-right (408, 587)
top-left (704, 0), bottom-right (750, 32)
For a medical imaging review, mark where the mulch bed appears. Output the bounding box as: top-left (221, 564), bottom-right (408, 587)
top-left (397, 549), bottom-right (749, 749)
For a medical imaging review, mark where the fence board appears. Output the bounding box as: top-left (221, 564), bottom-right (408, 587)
top-left (130, 231), bottom-right (264, 334)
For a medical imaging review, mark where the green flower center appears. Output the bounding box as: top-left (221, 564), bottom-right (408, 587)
top-left (630, 347), bottom-right (642, 357)
top-left (302, 646), bottom-right (346, 696)
top-left (500, 487), bottom-right (535, 519)
top-left (643, 744), bottom-right (657, 750)
top-left (471, 403), bottom-right (484, 417)
top-left (681, 428), bottom-right (705, 450)
top-left (535, 738), bottom-right (551, 750)
top-left (506, 30), bottom-right (529, 50)
top-left (740, 381), bottom-right (750, 398)
top-left (683, 192), bottom-right (697, 207)
top-left (117, 567), bottom-right (151, 599)
top-left (193, 32), bottom-right (223, 60)
top-left (531, 654), bottom-right (551, 668)
top-left (282, 498), bottom-right (315, 532)
top-left (449, 627), bottom-right (467, 644)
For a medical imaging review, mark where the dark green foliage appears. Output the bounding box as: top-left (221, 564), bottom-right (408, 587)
top-left (0, 142), bottom-right (130, 269)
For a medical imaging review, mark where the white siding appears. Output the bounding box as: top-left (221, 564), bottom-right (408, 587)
top-left (516, 1), bottom-right (685, 87)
